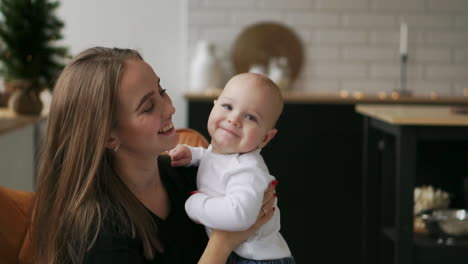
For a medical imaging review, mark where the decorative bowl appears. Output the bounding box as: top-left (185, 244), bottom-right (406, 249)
top-left (420, 209), bottom-right (468, 244)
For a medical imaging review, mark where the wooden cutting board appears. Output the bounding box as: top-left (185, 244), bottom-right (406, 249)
top-left (231, 22), bottom-right (304, 81)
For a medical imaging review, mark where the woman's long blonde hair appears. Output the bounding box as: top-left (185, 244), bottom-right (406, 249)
top-left (32, 47), bottom-right (161, 264)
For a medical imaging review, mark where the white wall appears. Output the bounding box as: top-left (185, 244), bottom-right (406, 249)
top-left (58, 0), bottom-right (188, 128)
top-left (188, 0), bottom-right (468, 96)
top-left (0, 124), bottom-right (35, 191)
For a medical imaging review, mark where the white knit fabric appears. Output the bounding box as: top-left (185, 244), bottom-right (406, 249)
top-left (185, 145), bottom-right (291, 260)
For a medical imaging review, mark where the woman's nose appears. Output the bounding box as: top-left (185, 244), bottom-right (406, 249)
top-left (166, 103), bottom-right (176, 117)
top-left (168, 103), bottom-right (175, 116)
top-left (160, 96), bottom-right (175, 117)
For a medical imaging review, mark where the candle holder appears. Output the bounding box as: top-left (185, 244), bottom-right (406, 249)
top-left (396, 54), bottom-right (412, 96)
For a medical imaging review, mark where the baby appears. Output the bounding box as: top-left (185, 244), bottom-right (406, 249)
top-left (169, 72), bottom-right (294, 263)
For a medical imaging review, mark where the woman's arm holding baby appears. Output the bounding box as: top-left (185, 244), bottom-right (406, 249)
top-left (185, 165), bottom-right (273, 231)
top-left (198, 181), bottom-right (277, 264)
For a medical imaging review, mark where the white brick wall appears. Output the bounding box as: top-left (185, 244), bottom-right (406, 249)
top-left (455, 16), bottom-right (468, 28)
top-left (200, 0), bottom-right (256, 9)
top-left (455, 49), bottom-right (468, 63)
top-left (286, 13), bottom-right (340, 27)
top-left (342, 14), bottom-right (396, 28)
top-left (307, 47), bottom-right (340, 60)
top-left (428, 0), bottom-right (468, 12)
top-left (371, 0), bottom-right (425, 11)
top-left (257, 0), bottom-right (312, 9)
top-left (317, 0), bottom-right (368, 10)
top-left (316, 30), bottom-right (367, 44)
top-left (187, 0), bottom-right (468, 96)
top-left (414, 48), bottom-right (451, 63)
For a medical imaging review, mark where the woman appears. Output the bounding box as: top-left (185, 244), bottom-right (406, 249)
top-left (31, 47), bottom-right (276, 264)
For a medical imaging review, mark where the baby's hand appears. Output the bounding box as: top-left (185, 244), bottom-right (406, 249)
top-left (168, 144), bottom-right (192, 167)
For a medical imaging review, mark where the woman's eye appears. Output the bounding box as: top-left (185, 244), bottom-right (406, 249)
top-left (221, 104), bottom-right (232, 110)
top-left (159, 89), bottom-right (166, 96)
top-left (144, 102), bottom-right (155, 113)
top-left (245, 114), bottom-right (257, 122)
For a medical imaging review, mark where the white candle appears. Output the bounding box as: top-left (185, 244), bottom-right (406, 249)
top-left (399, 22), bottom-right (408, 56)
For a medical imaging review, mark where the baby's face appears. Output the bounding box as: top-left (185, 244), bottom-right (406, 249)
top-left (207, 76), bottom-right (279, 154)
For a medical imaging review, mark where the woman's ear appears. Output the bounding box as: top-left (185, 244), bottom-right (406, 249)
top-left (106, 131), bottom-right (120, 151)
top-left (259, 128), bottom-right (277, 149)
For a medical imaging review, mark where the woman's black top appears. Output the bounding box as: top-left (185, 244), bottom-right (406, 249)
top-left (84, 156), bottom-right (208, 264)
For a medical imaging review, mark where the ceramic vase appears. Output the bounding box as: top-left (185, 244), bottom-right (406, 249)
top-left (268, 56), bottom-right (291, 90)
top-left (189, 41), bottom-right (224, 92)
top-left (248, 64), bottom-right (267, 76)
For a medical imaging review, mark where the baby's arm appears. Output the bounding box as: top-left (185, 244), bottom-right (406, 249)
top-left (168, 144), bottom-right (207, 167)
top-left (185, 165), bottom-right (271, 231)
top-left (168, 144), bottom-right (192, 167)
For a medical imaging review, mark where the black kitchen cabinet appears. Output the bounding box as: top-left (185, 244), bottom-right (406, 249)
top-left (358, 105), bottom-right (468, 264)
top-left (186, 100), bottom-right (364, 264)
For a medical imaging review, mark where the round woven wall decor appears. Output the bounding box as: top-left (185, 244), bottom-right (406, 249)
top-left (231, 22), bottom-right (304, 81)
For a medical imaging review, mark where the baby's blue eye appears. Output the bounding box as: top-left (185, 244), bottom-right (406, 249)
top-left (221, 104), bottom-right (232, 110)
top-left (245, 114), bottom-right (257, 122)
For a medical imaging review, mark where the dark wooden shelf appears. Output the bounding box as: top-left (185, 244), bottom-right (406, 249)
top-left (383, 228), bottom-right (468, 264)
top-left (185, 91), bottom-right (468, 105)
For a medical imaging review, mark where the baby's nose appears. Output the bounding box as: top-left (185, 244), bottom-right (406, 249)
top-left (228, 115), bottom-right (241, 127)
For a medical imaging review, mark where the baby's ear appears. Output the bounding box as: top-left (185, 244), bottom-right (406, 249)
top-left (259, 128), bottom-right (277, 148)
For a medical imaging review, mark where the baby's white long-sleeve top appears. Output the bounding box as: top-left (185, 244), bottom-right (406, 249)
top-left (184, 145), bottom-right (292, 260)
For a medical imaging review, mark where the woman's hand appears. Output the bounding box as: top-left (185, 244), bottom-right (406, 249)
top-left (198, 180), bottom-right (278, 263)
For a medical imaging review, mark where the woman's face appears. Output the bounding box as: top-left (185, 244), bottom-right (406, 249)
top-left (112, 59), bottom-right (177, 158)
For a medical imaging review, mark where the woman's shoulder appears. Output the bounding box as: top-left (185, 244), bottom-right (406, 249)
top-left (158, 155), bottom-right (198, 193)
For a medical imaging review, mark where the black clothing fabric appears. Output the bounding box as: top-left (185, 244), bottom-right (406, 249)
top-left (84, 156), bottom-right (208, 264)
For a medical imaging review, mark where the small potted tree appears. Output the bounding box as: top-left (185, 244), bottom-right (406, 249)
top-left (0, 0), bottom-right (68, 115)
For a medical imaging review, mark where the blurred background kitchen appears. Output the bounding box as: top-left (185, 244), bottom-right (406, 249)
top-left (1, 1), bottom-right (468, 264)
top-left (187, 0), bottom-right (467, 97)
top-left (63, 0), bottom-right (468, 129)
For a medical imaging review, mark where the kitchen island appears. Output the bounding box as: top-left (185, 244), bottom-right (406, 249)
top-left (357, 104), bottom-right (468, 264)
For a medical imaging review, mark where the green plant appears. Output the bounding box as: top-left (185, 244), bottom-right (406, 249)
top-left (0, 0), bottom-right (68, 91)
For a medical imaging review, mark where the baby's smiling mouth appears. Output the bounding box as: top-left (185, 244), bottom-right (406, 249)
top-left (219, 127), bottom-right (239, 137)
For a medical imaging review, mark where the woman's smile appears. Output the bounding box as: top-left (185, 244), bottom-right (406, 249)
top-left (158, 122), bottom-right (174, 134)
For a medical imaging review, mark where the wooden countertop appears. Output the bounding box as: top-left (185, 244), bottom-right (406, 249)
top-left (0, 107), bottom-right (48, 135)
top-left (355, 104), bottom-right (468, 126)
top-left (185, 90), bottom-right (468, 105)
